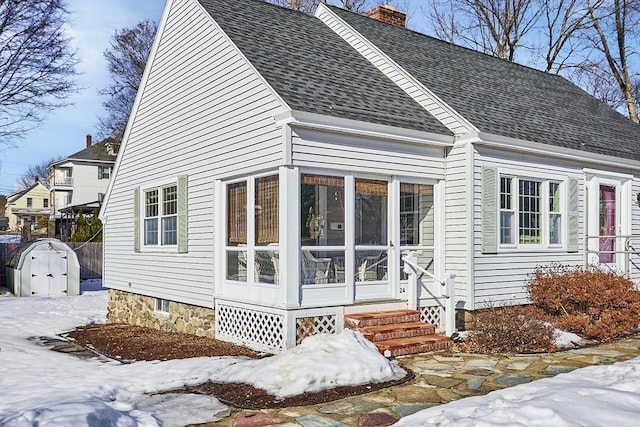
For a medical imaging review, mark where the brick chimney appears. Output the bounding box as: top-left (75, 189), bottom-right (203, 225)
top-left (365, 5), bottom-right (406, 28)
top-left (86, 134), bottom-right (92, 148)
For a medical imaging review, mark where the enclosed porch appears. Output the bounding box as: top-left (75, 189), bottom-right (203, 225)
top-left (214, 166), bottom-right (455, 352)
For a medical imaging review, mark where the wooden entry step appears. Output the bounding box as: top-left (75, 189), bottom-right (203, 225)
top-left (345, 309), bottom-right (452, 357)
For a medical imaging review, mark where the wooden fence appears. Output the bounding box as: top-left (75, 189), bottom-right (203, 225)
top-left (0, 241), bottom-right (102, 287)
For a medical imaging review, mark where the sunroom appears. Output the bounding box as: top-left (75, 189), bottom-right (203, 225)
top-left (213, 166), bottom-right (451, 351)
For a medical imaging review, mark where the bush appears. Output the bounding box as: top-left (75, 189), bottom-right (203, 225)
top-left (461, 304), bottom-right (556, 354)
top-left (528, 264), bottom-right (640, 341)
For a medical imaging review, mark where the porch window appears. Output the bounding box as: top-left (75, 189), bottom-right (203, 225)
top-left (300, 174), bottom-right (344, 284)
top-left (225, 175), bottom-right (280, 284)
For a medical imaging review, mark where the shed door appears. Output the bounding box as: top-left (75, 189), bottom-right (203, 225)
top-left (31, 251), bottom-right (67, 296)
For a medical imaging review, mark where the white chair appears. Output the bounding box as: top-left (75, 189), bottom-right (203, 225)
top-left (301, 251), bottom-right (331, 284)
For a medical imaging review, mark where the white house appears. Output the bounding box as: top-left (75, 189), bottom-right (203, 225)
top-left (50, 135), bottom-right (117, 237)
top-left (99, 0), bottom-right (640, 353)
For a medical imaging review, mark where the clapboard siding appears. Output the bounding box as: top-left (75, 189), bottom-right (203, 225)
top-left (102, 0), bottom-right (287, 307)
top-left (630, 178), bottom-right (640, 283)
top-left (471, 148), bottom-right (586, 308)
top-left (291, 130), bottom-right (446, 178)
top-left (444, 142), bottom-right (470, 305)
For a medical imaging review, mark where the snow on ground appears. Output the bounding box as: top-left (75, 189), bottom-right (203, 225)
top-left (2, 291), bottom-right (640, 426)
top-left (394, 358), bottom-right (640, 426)
top-left (0, 234), bottom-right (21, 243)
top-left (0, 291), bottom-right (403, 426)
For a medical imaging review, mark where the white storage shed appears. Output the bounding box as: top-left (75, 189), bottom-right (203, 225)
top-left (6, 239), bottom-right (80, 297)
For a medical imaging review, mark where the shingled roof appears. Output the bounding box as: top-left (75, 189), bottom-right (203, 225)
top-left (330, 7), bottom-right (640, 161)
top-left (62, 139), bottom-right (118, 163)
top-left (197, 0), bottom-right (452, 137)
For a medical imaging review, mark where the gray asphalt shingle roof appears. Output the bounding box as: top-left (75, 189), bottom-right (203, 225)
top-left (64, 139), bottom-right (117, 163)
top-left (330, 7), bottom-right (640, 161)
top-left (197, 0), bottom-right (452, 136)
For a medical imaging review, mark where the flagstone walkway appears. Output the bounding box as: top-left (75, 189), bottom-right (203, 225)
top-left (210, 334), bottom-right (640, 427)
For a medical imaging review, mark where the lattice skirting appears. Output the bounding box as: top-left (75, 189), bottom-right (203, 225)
top-left (215, 300), bottom-right (342, 353)
top-left (418, 299), bottom-right (444, 330)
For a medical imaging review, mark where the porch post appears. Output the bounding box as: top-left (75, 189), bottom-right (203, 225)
top-left (281, 166), bottom-right (301, 307)
top-left (403, 250), bottom-right (418, 310)
top-left (444, 273), bottom-right (456, 337)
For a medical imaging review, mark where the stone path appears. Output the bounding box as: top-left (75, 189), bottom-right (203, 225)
top-left (45, 334), bottom-right (640, 426)
top-left (210, 335), bottom-right (640, 427)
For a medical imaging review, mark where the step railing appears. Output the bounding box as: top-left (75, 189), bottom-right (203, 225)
top-left (402, 251), bottom-right (456, 336)
top-left (584, 235), bottom-right (640, 276)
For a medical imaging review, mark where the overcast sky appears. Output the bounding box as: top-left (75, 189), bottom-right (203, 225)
top-left (0, 0), bottom-right (165, 195)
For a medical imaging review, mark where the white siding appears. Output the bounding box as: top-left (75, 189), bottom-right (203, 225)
top-left (102, 0), bottom-right (287, 308)
top-left (629, 177), bottom-right (640, 283)
top-left (444, 141), bottom-right (470, 306)
top-left (472, 147), bottom-right (586, 308)
top-left (291, 128), bottom-right (446, 178)
top-left (69, 162), bottom-right (111, 207)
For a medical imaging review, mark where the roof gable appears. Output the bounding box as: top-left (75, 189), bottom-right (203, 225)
top-left (197, 0), bottom-right (452, 136)
top-left (7, 182), bottom-right (48, 203)
top-left (329, 7), bottom-right (640, 161)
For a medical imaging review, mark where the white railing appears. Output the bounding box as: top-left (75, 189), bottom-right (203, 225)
top-left (584, 235), bottom-right (640, 275)
top-left (402, 251), bottom-right (456, 336)
top-left (53, 177), bottom-right (73, 186)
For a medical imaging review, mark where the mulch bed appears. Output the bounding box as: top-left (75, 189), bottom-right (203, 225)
top-left (63, 322), bottom-right (412, 408)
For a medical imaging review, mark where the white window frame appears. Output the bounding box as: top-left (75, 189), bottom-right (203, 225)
top-left (98, 166), bottom-right (112, 180)
top-left (498, 174), bottom-right (566, 250)
top-left (154, 298), bottom-right (170, 314)
top-left (141, 178), bottom-right (179, 250)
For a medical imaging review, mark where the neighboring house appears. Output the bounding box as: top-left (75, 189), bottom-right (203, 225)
top-left (5, 181), bottom-right (50, 231)
top-left (49, 135), bottom-right (117, 237)
top-left (100, 0), bottom-right (640, 353)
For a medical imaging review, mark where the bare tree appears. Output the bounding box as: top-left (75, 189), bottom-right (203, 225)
top-left (584, 0), bottom-right (639, 123)
top-left (97, 20), bottom-right (157, 142)
top-left (424, 0), bottom-right (544, 61)
top-left (0, 0), bottom-right (78, 148)
top-left (539, 0), bottom-right (591, 73)
top-left (16, 157), bottom-right (63, 190)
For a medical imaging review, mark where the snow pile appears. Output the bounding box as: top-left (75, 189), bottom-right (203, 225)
top-left (218, 329), bottom-right (406, 398)
top-left (0, 292), bottom-right (403, 426)
top-left (554, 328), bottom-right (591, 349)
top-left (0, 234), bottom-right (21, 243)
top-left (394, 357), bottom-right (640, 427)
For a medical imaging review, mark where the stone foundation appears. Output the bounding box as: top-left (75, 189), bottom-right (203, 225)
top-left (107, 289), bottom-right (215, 339)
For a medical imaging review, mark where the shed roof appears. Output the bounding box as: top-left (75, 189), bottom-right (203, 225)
top-left (197, 0), bottom-right (452, 136)
top-left (6, 239), bottom-right (75, 269)
top-left (330, 7), bottom-right (640, 160)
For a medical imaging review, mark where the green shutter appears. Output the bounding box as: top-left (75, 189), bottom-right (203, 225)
top-left (133, 186), bottom-right (140, 253)
top-left (177, 174), bottom-right (188, 253)
top-left (481, 166), bottom-right (498, 254)
top-left (567, 177), bottom-right (579, 252)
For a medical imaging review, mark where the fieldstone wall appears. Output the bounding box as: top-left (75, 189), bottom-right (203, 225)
top-left (107, 289), bottom-right (215, 339)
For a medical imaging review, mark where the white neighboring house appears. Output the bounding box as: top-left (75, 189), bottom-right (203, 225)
top-left (49, 135), bottom-right (117, 237)
top-left (99, 0), bottom-right (640, 353)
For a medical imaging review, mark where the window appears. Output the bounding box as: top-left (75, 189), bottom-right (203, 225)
top-left (27, 198), bottom-right (32, 208)
top-left (144, 184), bottom-right (177, 246)
top-left (518, 180), bottom-right (541, 244)
top-left (498, 176), bottom-right (562, 247)
top-left (43, 198), bottom-right (49, 209)
top-left (500, 177), bottom-right (515, 244)
top-left (98, 166), bottom-right (112, 180)
top-left (154, 298), bottom-right (170, 314)
top-left (134, 175), bottom-right (187, 253)
top-left (549, 182), bottom-right (562, 245)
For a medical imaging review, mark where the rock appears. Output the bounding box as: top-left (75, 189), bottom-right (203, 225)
top-left (318, 399), bottom-right (383, 415)
top-left (232, 412), bottom-right (282, 427)
top-left (495, 373), bottom-right (533, 386)
top-left (296, 414), bottom-right (350, 426)
top-left (467, 378), bottom-right (485, 390)
top-left (358, 412), bottom-right (399, 426)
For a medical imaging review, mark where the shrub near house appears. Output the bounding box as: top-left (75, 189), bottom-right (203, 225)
top-left (528, 264), bottom-right (640, 341)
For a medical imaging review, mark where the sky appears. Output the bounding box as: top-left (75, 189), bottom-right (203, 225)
top-left (0, 0), bottom-right (165, 196)
top-left (1, 288), bottom-right (640, 426)
top-left (0, 0), bottom-right (434, 196)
